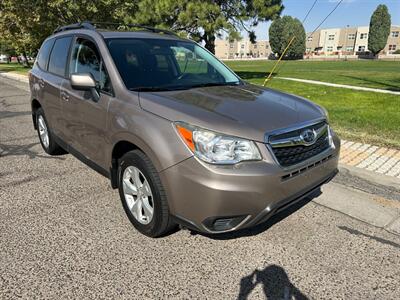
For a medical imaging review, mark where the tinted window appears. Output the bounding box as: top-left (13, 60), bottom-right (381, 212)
top-left (69, 38), bottom-right (112, 93)
top-left (36, 39), bottom-right (55, 70)
top-left (106, 38), bottom-right (239, 91)
top-left (48, 37), bottom-right (72, 77)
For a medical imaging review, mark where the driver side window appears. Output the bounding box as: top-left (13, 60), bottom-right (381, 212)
top-left (69, 38), bottom-right (112, 94)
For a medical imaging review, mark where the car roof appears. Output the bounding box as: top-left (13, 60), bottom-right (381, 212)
top-left (99, 30), bottom-right (188, 41)
top-left (50, 28), bottom-right (190, 43)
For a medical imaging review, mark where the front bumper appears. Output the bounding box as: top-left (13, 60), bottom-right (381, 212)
top-left (160, 135), bottom-right (340, 234)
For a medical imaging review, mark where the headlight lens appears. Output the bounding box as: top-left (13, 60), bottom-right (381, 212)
top-left (175, 122), bottom-right (261, 164)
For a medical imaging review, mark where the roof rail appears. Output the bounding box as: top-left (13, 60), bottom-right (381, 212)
top-left (53, 22), bottom-right (95, 34)
top-left (53, 21), bottom-right (178, 36)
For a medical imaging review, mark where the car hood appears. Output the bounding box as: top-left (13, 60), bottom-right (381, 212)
top-left (138, 83), bottom-right (326, 142)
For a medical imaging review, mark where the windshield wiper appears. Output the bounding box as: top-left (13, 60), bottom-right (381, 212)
top-left (187, 82), bottom-right (241, 89)
top-left (129, 86), bottom-right (174, 92)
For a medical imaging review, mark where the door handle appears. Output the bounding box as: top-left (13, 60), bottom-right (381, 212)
top-left (61, 91), bottom-right (70, 101)
top-left (38, 78), bottom-right (45, 88)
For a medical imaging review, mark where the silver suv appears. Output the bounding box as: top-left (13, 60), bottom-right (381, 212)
top-left (29, 22), bottom-right (340, 237)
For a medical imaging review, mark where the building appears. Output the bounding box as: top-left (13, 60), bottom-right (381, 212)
top-left (307, 25), bottom-right (400, 56)
top-left (216, 25), bottom-right (400, 59)
top-left (338, 26), bottom-right (357, 54)
top-left (214, 40), bottom-right (238, 59)
top-left (214, 39), bottom-right (271, 59)
top-left (354, 26), bottom-right (369, 53)
top-left (384, 25), bottom-right (400, 54)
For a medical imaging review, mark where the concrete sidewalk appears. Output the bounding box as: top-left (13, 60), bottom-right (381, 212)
top-left (340, 140), bottom-right (400, 178)
top-left (277, 76), bottom-right (400, 95)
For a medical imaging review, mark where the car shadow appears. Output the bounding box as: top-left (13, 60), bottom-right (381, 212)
top-left (238, 264), bottom-right (309, 300)
top-left (0, 142), bottom-right (66, 160)
top-left (190, 189), bottom-right (321, 240)
top-left (340, 75), bottom-right (400, 91)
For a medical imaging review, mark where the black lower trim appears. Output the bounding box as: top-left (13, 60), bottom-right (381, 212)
top-left (53, 134), bottom-right (110, 179)
top-left (170, 215), bottom-right (201, 232)
top-left (254, 169), bottom-right (338, 226)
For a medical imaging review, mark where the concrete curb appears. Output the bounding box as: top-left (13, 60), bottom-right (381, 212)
top-left (339, 164), bottom-right (400, 191)
top-left (313, 182), bottom-right (400, 236)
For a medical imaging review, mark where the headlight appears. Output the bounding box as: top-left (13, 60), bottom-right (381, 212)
top-left (175, 122), bottom-right (262, 164)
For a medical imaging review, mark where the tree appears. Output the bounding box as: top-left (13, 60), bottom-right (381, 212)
top-left (0, 0), bottom-right (138, 64)
top-left (0, 0), bottom-right (283, 57)
top-left (368, 4), bottom-right (391, 56)
top-left (269, 16), bottom-right (305, 59)
top-left (128, 0), bottom-right (283, 53)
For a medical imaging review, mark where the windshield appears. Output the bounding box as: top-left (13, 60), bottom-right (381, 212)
top-left (105, 38), bottom-right (240, 91)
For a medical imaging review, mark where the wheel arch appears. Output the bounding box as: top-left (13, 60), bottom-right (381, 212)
top-left (110, 137), bottom-right (163, 189)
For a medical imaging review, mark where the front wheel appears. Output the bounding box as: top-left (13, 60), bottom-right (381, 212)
top-left (118, 150), bottom-right (174, 237)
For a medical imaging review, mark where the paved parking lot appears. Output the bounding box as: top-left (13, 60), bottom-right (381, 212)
top-left (1, 79), bottom-right (400, 299)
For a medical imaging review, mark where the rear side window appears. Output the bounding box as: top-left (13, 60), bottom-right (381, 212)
top-left (69, 38), bottom-right (112, 93)
top-left (48, 36), bottom-right (72, 77)
top-left (36, 39), bottom-right (55, 70)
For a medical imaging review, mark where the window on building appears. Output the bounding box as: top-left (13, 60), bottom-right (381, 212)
top-left (358, 46), bottom-right (366, 52)
top-left (241, 44), bottom-right (244, 49)
top-left (253, 44), bottom-right (257, 49)
top-left (348, 33), bottom-right (355, 40)
top-left (392, 31), bottom-right (399, 38)
top-left (328, 34), bottom-right (335, 41)
top-left (230, 44), bottom-right (234, 49)
top-left (346, 46), bottom-right (354, 52)
top-left (389, 45), bottom-right (397, 51)
top-left (327, 46), bottom-right (333, 52)
top-left (266, 45), bottom-right (269, 49)
top-left (360, 33), bottom-right (368, 39)
top-left (307, 36), bottom-right (313, 42)
top-left (306, 48), bottom-right (311, 52)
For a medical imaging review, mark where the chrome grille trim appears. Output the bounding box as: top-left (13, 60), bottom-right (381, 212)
top-left (264, 118), bottom-right (334, 168)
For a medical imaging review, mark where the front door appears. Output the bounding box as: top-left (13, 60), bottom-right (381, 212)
top-left (61, 37), bottom-right (113, 169)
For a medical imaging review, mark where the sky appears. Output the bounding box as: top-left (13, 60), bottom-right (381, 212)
top-left (247, 0), bottom-right (400, 40)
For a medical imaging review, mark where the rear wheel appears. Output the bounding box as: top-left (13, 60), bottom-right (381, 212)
top-left (118, 150), bottom-right (174, 237)
top-left (35, 107), bottom-right (66, 155)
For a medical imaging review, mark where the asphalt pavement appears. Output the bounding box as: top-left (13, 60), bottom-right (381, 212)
top-left (1, 78), bottom-right (400, 299)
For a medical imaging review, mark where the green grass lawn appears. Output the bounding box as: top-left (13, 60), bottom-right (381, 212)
top-left (0, 62), bottom-right (31, 75)
top-left (225, 60), bottom-right (400, 91)
top-left (225, 60), bottom-right (400, 149)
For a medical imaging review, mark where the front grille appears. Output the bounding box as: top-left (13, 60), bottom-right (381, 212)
top-left (268, 121), bottom-right (331, 167)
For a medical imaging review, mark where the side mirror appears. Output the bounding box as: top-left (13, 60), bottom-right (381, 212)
top-left (70, 73), bottom-right (96, 90)
top-left (70, 73), bottom-right (100, 102)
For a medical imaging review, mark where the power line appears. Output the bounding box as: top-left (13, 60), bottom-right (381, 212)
top-left (307, 0), bottom-right (344, 39)
top-left (264, 0), bottom-right (319, 85)
top-left (302, 0), bottom-right (318, 24)
top-left (266, 0), bottom-right (344, 85)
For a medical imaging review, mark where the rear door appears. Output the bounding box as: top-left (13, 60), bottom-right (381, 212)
top-left (61, 36), bottom-right (113, 168)
top-left (44, 36), bottom-right (73, 139)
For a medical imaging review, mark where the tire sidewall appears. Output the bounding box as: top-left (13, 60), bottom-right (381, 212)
top-left (118, 152), bottom-right (163, 237)
top-left (36, 108), bottom-right (51, 154)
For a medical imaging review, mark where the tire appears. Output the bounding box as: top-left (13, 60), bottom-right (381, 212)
top-left (118, 150), bottom-right (174, 237)
top-left (35, 107), bottom-right (66, 155)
